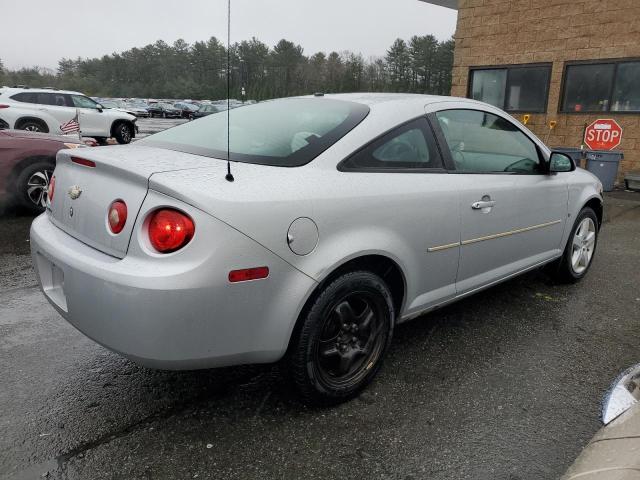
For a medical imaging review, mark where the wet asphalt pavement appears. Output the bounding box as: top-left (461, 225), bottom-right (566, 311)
top-left (1, 191), bottom-right (639, 480)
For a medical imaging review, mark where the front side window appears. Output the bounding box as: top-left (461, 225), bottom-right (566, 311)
top-left (436, 109), bottom-right (541, 174)
top-left (340, 118), bottom-right (442, 171)
top-left (470, 65), bottom-right (551, 113)
top-left (71, 95), bottom-right (99, 109)
top-left (140, 98), bottom-right (370, 167)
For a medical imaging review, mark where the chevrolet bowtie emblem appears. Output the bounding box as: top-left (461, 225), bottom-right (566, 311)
top-left (68, 185), bottom-right (82, 200)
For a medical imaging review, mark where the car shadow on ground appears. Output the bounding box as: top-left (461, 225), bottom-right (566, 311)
top-left (42, 267), bottom-right (571, 477)
top-left (6, 191), bottom-right (639, 479)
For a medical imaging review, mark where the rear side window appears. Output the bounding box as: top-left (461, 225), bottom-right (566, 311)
top-left (340, 117), bottom-right (443, 171)
top-left (10, 92), bottom-right (37, 103)
top-left (36, 93), bottom-right (71, 107)
top-left (435, 109), bottom-right (542, 174)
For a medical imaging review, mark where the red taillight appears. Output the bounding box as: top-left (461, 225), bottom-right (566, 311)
top-left (148, 209), bottom-right (195, 253)
top-left (0, 104), bottom-right (10, 109)
top-left (47, 175), bottom-right (56, 203)
top-left (71, 156), bottom-right (96, 168)
top-left (228, 267), bottom-right (269, 283)
top-left (108, 200), bottom-right (127, 234)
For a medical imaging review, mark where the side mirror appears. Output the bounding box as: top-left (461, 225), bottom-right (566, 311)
top-left (549, 152), bottom-right (575, 173)
top-left (95, 104), bottom-right (103, 112)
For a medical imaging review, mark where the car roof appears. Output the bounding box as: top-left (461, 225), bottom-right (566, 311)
top-left (316, 92), bottom-right (482, 108)
top-left (296, 93), bottom-right (490, 122)
top-left (291, 93), bottom-right (491, 137)
top-left (0, 87), bottom-right (83, 96)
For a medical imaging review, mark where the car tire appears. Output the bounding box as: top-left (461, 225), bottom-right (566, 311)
top-left (546, 207), bottom-right (599, 284)
top-left (14, 159), bottom-right (55, 213)
top-left (287, 271), bottom-right (394, 405)
top-left (17, 119), bottom-right (48, 133)
top-left (113, 123), bottom-right (133, 145)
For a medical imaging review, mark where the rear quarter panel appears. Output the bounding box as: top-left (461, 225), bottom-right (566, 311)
top-left (150, 158), bottom-right (460, 320)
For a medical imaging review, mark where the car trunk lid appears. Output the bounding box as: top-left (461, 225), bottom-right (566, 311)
top-left (49, 145), bottom-right (212, 258)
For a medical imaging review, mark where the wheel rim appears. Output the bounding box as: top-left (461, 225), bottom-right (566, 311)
top-left (25, 124), bottom-right (40, 132)
top-left (314, 292), bottom-right (388, 389)
top-left (571, 217), bottom-right (596, 274)
top-left (26, 169), bottom-right (52, 207)
top-left (120, 125), bottom-right (131, 142)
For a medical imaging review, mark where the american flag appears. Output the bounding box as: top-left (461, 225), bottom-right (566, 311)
top-left (60, 110), bottom-right (80, 134)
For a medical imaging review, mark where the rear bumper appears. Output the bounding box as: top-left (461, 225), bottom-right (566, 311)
top-left (30, 207), bottom-right (316, 370)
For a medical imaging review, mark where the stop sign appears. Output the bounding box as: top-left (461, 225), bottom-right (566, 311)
top-left (584, 119), bottom-right (623, 150)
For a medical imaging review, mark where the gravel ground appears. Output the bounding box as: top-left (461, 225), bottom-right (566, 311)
top-left (0, 191), bottom-right (638, 480)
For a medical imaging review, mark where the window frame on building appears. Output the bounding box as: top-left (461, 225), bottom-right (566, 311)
top-left (560, 58), bottom-right (640, 114)
top-left (467, 63), bottom-right (553, 114)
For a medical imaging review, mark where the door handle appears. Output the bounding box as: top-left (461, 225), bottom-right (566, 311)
top-left (471, 200), bottom-right (496, 210)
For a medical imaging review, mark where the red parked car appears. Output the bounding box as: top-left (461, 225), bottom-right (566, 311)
top-left (0, 130), bottom-right (91, 212)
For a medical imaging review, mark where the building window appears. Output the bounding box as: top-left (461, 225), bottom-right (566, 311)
top-left (612, 62), bottom-right (640, 112)
top-left (562, 60), bottom-right (640, 113)
top-left (469, 64), bottom-right (551, 113)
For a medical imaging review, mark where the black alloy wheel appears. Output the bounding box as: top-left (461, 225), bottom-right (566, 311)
top-left (114, 123), bottom-right (133, 144)
top-left (288, 271), bottom-right (394, 405)
top-left (14, 160), bottom-right (55, 212)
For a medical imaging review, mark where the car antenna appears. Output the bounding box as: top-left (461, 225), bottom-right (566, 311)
top-left (225, 0), bottom-right (234, 183)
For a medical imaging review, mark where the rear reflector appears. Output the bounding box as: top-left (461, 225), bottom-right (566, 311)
top-left (108, 200), bottom-right (127, 234)
top-left (228, 267), bottom-right (269, 283)
top-left (47, 176), bottom-right (56, 204)
top-left (71, 157), bottom-right (96, 168)
top-left (0, 104), bottom-right (9, 109)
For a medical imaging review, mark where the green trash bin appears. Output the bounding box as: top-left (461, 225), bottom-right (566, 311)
top-left (585, 150), bottom-right (623, 192)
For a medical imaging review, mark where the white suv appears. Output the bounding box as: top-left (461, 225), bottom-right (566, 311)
top-left (0, 87), bottom-right (137, 144)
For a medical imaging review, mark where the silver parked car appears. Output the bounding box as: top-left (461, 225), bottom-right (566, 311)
top-left (563, 364), bottom-right (640, 479)
top-left (30, 94), bottom-right (603, 404)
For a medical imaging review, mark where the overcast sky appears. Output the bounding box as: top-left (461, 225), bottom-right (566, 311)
top-left (0, 0), bottom-right (456, 70)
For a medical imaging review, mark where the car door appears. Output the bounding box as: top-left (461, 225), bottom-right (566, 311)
top-left (430, 106), bottom-right (568, 295)
top-left (339, 116), bottom-right (461, 316)
top-left (37, 93), bottom-right (76, 133)
top-left (68, 94), bottom-right (110, 137)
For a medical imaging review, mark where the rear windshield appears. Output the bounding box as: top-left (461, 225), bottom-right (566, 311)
top-left (139, 98), bottom-right (370, 167)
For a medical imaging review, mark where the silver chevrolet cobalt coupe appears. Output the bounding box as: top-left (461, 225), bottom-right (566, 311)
top-left (31, 94), bottom-right (603, 404)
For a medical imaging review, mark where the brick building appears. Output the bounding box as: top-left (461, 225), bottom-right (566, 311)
top-left (421, 0), bottom-right (640, 179)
